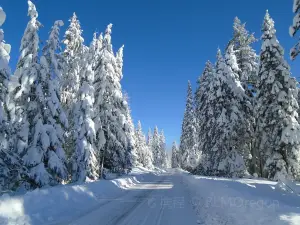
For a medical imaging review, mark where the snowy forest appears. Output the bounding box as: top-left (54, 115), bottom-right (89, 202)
top-left (0, 1), bottom-right (169, 193)
top-left (173, 0), bottom-right (300, 182)
top-left (2, 0), bottom-right (300, 194)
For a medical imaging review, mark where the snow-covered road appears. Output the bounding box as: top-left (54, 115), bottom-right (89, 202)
top-left (69, 170), bottom-right (199, 225)
top-left (1, 168), bottom-right (300, 225)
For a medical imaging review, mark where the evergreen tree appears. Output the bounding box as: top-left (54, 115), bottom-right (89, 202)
top-left (0, 7), bottom-right (25, 192)
top-left (39, 20), bottom-right (69, 184)
top-left (61, 13), bottom-right (87, 159)
top-left (122, 93), bottom-right (138, 169)
top-left (171, 141), bottom-right (180, 168)
top-left (227, 17), bottom-right (257, 173)
top-left (135, 121), bottom-right (153, 168)
top-left (159, 130), bottom-right (168, 168)
top-left (71, 35), bottom-right (99, 182)
top-left (151, 126), bottom-right (161, 167)
top-left (179, 81), bottom-right (197, 170)
top-left (94, 24), bottom-right (127, 172)
top-left (9, 1), bottom-right (68, 188)
top-left (255, 11), bottom-right (300, 180)
top-left (135, 121), bottom-right (146, 166)
top-left (194, 62), bottom-right (214, 162)
top-left (290, 0), bottom-right (300, 60)
top-left (200, 48), bottom-right (249, 177)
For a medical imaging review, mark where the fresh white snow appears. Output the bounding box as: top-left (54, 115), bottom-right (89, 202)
top-left (1, 168), bottom-right (300, 225)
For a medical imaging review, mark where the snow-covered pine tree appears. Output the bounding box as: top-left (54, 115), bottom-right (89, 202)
top-left (224, 44), bottom-right (252, 176)
top-left (38, 20), bottom-right (69, 184)
top-left (61, 13), bottom-right (87, 159)
top-left (179, 81), bottom-right (197, 170)
top-left (71, 34), bottom-right (100, 182)
top-left (135, 121), bottom-right (153, 169)
top-left (290, 0), bottom-right (300, 60)
top-left (8, 1), bottom-right (69, 188)
top-left (151, 126), bottom-right (162, 168)
top-left (194, 61), bottom-right (214, 160)
top-left (122, 93), bottom-right (138, 169)
top-left (135, 121), bottom-right (145, 166)
top-left (159, 130), bottom-right (168, 168)
top-left (0, 7), bottom-right (25, 192)
top-left (201, 48), bottom-right (249, 177)
top-left (255, 11), bottom-right (300, 181)
top-left (135, 121), bottom-right (153, 168)
top-left (171, 141), bottom-right (180, 168)
top-left (229, 17), bottom-right (258, 96)
top-left (225, 17), bottom-right (257, 173)
top-left (94, 24), bottom-right (128, 173)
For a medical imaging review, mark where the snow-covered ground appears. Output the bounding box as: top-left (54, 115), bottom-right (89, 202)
top-left (183, 172), bottom-right (300, 225)
top-left (1, 168), bottom-right (300, 225)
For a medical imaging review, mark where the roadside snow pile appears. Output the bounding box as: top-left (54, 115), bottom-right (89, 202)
top-left (276, 178), bottom-right (300, 195)
top-left (0, 167), bottom-right (152, 225)
top-left (130, 166), bottom-right (153, 175)
top-left (180, 172), bottom-right (300, 225)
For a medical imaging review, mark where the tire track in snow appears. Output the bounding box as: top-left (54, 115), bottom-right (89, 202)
top-left (104, 177), bottom-right (167, 225)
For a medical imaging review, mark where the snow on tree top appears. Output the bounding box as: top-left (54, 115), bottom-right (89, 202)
top-left (55, 20), bottom-right (64, 27)
top-left (28, 1), bottom-right (38, 18)
top-left (106, 23), bottom-right (113, 35)
top-left (0, 7), bottom-right (6, 26)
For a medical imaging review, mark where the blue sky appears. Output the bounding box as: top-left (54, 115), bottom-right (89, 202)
top-left (1, 0), bottom-right (299, 147)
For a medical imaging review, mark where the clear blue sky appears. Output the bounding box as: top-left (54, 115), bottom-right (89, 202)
top-left (1, 0), bottom-right (299, 147)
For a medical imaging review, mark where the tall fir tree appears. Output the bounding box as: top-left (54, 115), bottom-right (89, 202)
top-left (0, 7), bottom-right (25, 192)
top-left (39, 20), bottom-right (69, 184)
top-left (94, 24), bottom-right (128, 172)
top-left (61, 13), bottom-right (87, 160)
top-left (179, 81), bottom-right (197, 170)
top-left (135, 121), bottom-right (146, 166)
top-left (255, 11), bottom-right (300, 180)
top-left (135, 121), bottom-right (153, 168)
top-left (71, 35), bottom-right (99, 182)
top-left (122, 93), bottom-right (138, 169)
top-left (171, 141), bottom-right (180, 168)
top-left (159, 130), bottom-right (168, 168)
top-left (194, 61), bottom-right (214, 161)
top-left (9, 1), bottom-right (68, 188)
top-left (199, 48), bottom-right (249, 177)
top-left (151, 126), bottom-right (162, 168)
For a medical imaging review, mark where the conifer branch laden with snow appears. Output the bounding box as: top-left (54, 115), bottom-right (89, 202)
top-left (171, 141), bottom-right (180, 168)
top-left (179, 81), bottom-right (198, 170)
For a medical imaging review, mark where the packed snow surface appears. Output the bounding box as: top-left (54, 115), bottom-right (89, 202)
top-left (0, 168), bottom-right (300, 225)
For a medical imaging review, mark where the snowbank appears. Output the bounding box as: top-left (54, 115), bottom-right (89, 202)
top-left (180, 172), bottom-right (300, 225)
top-left (0, 167), bottom-right (154, 225)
